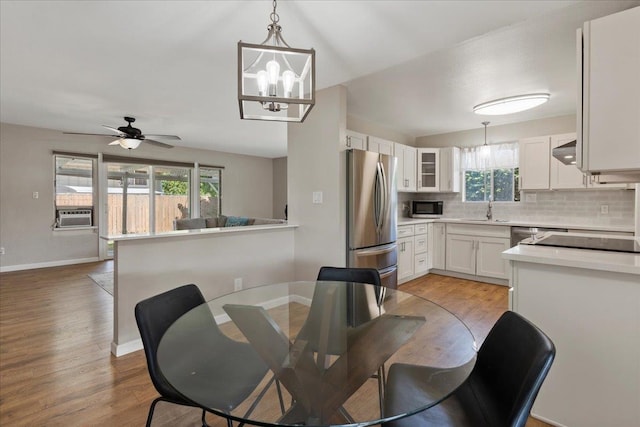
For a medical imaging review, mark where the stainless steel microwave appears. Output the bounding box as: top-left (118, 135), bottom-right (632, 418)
top-left (410, 200), bottom-right (443, 218)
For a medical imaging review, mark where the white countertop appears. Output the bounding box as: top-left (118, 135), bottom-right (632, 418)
top-left (398, 217), bottom-right (635, 233)
top-left (503, 240), bottom-right (640, 275)
top-left (102, 223), bottom-right (297, 242)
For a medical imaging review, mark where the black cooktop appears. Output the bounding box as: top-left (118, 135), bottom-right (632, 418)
top-left (532, 234), bottom-right (640, 253)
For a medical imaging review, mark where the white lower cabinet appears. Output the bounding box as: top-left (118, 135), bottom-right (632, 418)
top-left (431, 222), bottom-right (446, 270)
top-left (445, 224), bottom-right (510, 280)
top-left (397, 222), bottom-right (430, 284)
top-left (397, 236), bottom-right (414, 282)
top-left (414, 223), bottom-right (428, 275)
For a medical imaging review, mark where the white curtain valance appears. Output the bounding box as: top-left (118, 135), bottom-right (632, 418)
top-left (461, 141), bottom-right (519, 170)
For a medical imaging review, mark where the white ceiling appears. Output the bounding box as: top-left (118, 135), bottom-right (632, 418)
top-left (1, 1), bottom-right (638, 158)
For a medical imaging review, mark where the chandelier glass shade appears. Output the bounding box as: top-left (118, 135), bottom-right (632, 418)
top-left (238, 1), bottom-right (315, 122)
top-left (473, 93), bottom-right (550, 115)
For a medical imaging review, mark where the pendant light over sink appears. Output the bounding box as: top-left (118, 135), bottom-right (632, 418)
top-left (479, 121), bottom-right (491, 163)
top-left (474, 93), bottom-right (550, 115)
top-left (238, 0), bottom-right (315, 122)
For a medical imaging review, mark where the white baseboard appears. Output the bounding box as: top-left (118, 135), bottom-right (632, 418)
top-left (111, 339), bottom-right (143, 357)
top-left (0, 257), bottom-right (100, 273)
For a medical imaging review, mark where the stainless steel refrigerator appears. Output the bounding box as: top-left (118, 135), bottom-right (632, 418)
top-left (347, 149), bottom-right (398, 289)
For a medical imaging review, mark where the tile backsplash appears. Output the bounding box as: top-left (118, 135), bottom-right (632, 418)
top-left (398, 189), bottom-right (635, 228)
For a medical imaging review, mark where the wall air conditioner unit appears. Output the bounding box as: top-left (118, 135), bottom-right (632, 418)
top-left (57, 208), bottom-right (92, 227)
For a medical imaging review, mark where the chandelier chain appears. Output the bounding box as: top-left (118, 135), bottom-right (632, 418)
top-left (270, 0), bottom-right (279, 24)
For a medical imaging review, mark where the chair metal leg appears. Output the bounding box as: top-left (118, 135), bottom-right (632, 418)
top-left (145, 397), bottom-right (163, 427)
top-left (377, 364), bottom-right (386, 416)
top-left (275, 379), bottom-right (285, 415)
top-left (201, 408), bottom-right (210, 427)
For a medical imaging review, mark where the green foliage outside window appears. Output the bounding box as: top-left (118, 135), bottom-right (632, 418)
top-left (464, 167), bottom-right (519, 202)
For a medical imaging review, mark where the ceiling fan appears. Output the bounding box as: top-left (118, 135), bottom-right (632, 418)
top-left (64, 116), bottom-right (180, 149)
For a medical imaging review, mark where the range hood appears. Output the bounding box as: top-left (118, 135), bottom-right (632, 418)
top-left (552, 140), bottom-right (640, 183)
top-left (552, 140), bottom-right (577, 165)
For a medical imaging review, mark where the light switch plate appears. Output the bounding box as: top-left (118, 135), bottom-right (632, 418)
top-left (312, 191), bottom-right (323, 204)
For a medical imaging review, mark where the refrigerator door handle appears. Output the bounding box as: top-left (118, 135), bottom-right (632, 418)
top-left (378, 159), bottom-right (389, 234)
top-left (352, 243), bottom-right (397, 257)
top-left (374, 160), bottom-right (388, 235)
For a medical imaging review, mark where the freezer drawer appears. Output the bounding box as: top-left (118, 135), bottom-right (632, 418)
top-left (349, 243), bottom-right (397, 270)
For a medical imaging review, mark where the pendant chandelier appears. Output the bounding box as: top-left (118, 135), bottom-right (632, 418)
top-left (238, 0), bottom-right (315, 122)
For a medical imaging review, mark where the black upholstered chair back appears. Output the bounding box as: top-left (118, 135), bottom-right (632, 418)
top-left (469, 310), bottom-right (556, 427)
top-left (317, 266), bottom-right (382, 287)
top-left (135, 284), bottom-right (207, 401)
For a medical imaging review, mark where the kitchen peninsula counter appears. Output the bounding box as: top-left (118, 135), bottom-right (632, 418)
top-left (503, 242), bottom-right (640, 427)
top-left (102, 222), bottom-right (297, 242)
top-left (106, 223), bottom-right (297, 358)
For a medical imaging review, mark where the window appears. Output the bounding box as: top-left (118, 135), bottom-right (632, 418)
top-left (54, 154), bottom-right (96, 227)
top-left (462, 142), bottom-right (520, 202)
top-left (199, 167), bottom-right (222, 218)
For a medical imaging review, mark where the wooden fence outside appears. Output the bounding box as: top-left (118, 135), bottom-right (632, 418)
top-left (57, 194), bottom-right (188, 234)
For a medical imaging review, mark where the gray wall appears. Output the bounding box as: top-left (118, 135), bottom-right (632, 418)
top-left (0, 122), bottom-right (276, 269)
top-left (272, 156), bottom-right (287, 219)
top-left (347, 114), bottom-right (415, 145)
top-left (288, 85), bottom-right (348, 280)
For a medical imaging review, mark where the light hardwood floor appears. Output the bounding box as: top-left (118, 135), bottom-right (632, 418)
top-left (0, 262), bottom-right (550, 426)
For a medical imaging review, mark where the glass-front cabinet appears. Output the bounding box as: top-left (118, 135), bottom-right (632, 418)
top-left (417, 148), bottom-right (439, 191)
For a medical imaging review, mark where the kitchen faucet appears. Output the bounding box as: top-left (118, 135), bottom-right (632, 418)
top-left (486, 196), bottom-right (493, 221)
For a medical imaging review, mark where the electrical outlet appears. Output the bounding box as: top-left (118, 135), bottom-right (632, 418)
top-left (600, 205), bottom-right (609, 215)
top-left (525, 193), bottom-right (537, 203)
top-left (0, 247), bottom-right (5, 255)
top-left (234, 278), bottom-right (243, 291)
top-left (32, 191), bottom-right (39, 199)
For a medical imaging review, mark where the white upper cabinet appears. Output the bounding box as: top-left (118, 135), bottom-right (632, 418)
top-left (438, 147), bottom-right (460, 193)
top-left (367, 136), bottom-right (394, 155)
top-left (519, 137), bottom-right (550, 190)
top-left (344, 130), bottom-right (367, 151)
top-left (417, 148), bottom-right (440, 192)
top-left (578, 7), bottom-right (640, 174)
top-left (550, 133), bottom-right (585, 190)
top-left (394, 143), bottom-right (417, 192)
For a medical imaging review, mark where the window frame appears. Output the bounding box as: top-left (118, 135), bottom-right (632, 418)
top-left (53, 153), bottom-right (98, 229)
top-left (462, 167), bottom-right (520, 203)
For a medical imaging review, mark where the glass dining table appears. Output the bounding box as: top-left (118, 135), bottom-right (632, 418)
top-left (157, 281), bottom-right (477, 427)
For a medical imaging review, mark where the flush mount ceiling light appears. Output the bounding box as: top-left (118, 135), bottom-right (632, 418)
top-left (238, 0), bottom-right (315, 122)
top-left (473, 93), bottom-right (550, 115)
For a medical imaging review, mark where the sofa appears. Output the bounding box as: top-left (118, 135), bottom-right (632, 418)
top-left (174, 215), bottom-right (286, 230)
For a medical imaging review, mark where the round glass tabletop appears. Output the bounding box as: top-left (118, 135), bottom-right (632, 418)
top-left (157, 281), bottom-right (477, 426)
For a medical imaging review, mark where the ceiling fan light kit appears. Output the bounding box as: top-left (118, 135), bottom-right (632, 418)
top-left (473, 93), bottom-right (550, 115)
top-left (238, 0), bottom-right (315, 122)
top-left (109, 138), bottom-right (142, 150)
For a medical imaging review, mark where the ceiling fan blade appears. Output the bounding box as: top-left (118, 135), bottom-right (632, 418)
top-left (144, 134), bottom-right (182, 141)
top-left (108, 140), bottom-right (121, 146)
top-left (144, 139), bottom-right (174, 149)
top-left (102, 125), bottom-right (124, 134)
top-left (64, 131), bottom-right (118, 137)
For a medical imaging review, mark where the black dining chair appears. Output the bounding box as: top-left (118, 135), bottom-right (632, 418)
top-left (383, 310), bottom-right (556, 427)
top-left (135, 284), bottom-right (271, 427)
top-left (306, 266), bottom-right (387, 417)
